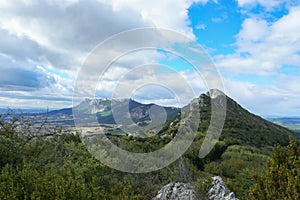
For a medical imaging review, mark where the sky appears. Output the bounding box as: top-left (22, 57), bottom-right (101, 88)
top-left (0, 0), bottom-right (300, 116)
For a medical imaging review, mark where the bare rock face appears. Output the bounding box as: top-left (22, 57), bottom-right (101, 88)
top-left (152, 182), bottom-right (197, 200)
top-left (152, 176), bottom-right (238, 200)
top-left (207, 176), bottom-right (239, 200)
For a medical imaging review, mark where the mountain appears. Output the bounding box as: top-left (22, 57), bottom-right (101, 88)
top-left (2, 90), bottom-right (299, 200)
top-left (27, 98), bottom-right (180, 135)
top-left (48, 108), bottom-right (73, 116)
top-left (0, 108), bottom-right (47, 114)
top-left (196, 90), bottom-right (299, 147)
top-left (73, 98), bottom-right (180, 125)
top-left (32, 90), bottom-right (298, 145)
top-left (157, 89), bottom-right (299, 148)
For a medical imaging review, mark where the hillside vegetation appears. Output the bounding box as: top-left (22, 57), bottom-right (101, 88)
top-left (0, 92), bottom-right (299, 199)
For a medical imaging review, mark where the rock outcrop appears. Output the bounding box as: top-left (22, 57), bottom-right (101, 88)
top-left (207, 176), bottom-right (239, 200)
top-left (153, 176), bottom-right (238, 200)
top-left (152, 182), bottom-right (197, 200)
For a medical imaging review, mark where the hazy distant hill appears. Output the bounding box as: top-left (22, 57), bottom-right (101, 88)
top-left (0, 108), bottom-right (47, 114)
top-left (267, 117), bottom-right (300, 133)
top-left (36, 98), bottom-right (179, 130)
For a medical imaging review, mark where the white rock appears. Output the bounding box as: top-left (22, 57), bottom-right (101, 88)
top-left (152, 182), bottom-right (197, 200)
top-left (207, 176), bottom-right (239, 200)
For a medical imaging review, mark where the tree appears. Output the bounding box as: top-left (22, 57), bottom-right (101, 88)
top-left (249, 136), bottom-right (300, 200)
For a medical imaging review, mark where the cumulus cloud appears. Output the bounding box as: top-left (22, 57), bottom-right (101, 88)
top-left (0, 0), bottom-right (149, 70)
top-left (215, 6), bottom-right (300, 75)
top-left (238, 18), bottom-right (269, 42)
top-left (0, 0), bottom-right (213, 108)
top-left (236, 0), bottom-right (291, 10)
top-left (95, 66), bottom-right (207, 107)
top-left (7, 0), bottom-right (298, 116)
top-left (223, 77), bottom-right (300, 116)
top-left (99, 0), bottom-right (213, 38)
top-left (211, 5), bottom-right (300, 116)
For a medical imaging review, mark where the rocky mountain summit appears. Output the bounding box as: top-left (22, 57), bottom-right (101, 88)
top-left (152, 176), bottom-right (238, 200)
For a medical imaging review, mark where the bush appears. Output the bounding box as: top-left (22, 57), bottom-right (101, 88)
top-left (249, 137), bottom-right (300, 200)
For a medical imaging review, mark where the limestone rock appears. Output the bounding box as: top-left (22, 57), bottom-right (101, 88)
top-left (152, 182), bottom-right (197, 200)
top-left (152, 176), bottom-right (239, 200)
top-left (207, 176), bottom-right (239, 200)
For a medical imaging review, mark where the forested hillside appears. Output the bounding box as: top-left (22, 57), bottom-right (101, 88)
top-left (0, 92), bottom-right (299, 199)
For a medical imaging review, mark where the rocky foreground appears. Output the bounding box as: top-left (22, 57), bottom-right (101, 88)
top-left (152, 176), bottom-right (239, 200)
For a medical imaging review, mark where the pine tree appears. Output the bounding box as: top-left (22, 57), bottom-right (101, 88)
top-left (249, 136), bottom-right (300, 200)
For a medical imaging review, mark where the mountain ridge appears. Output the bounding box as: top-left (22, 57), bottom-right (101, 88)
top-left (25, 90), bottom-right (299, 145)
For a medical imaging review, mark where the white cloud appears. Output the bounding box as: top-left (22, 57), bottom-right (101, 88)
top-left (0, 0), bottom-right (213, 108)
top-left (223, 77), bottom-right (300, 116)
top-left (0, 0), bottom-right (148, 61)
top-left (195, 24), bottom-right (206, 30)
top-left (216, 6), bottom-right (300, 75)
top-left (238, 18), bottom-right (269, 42)
top-left (212, 5), bottom-right (300, 116)
top-left (97, 0), bottom-right (213, 39)
top-left (95, 67), bottom-right (207, 107)
top-left (270, 7), bottom-right (300, 43)
top-left (8, 0), bottom-right (297, 116)
top-left (236, 0), bottom-right (289, 10)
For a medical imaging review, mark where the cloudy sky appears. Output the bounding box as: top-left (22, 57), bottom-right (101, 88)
top-left (0, 0), bottom-right (300, 116)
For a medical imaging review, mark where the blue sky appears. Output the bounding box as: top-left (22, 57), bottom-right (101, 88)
top-left (189, 0), bottom-right (243, 55)
top-left (0, 0), bottom-right (299, 116)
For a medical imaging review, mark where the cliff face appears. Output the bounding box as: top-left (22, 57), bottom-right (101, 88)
top-left (152, 176), bottom-right (238, 200)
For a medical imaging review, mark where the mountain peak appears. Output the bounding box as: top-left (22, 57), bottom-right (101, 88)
top-left (209, 89), bottom-right (225, 99)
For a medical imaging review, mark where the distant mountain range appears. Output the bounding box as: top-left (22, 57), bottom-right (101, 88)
top-left (73, 98), bottom-right (180, 125)
top-left (3, 90), bottom-right (298, 144)
top-left (39, 98), bottom-right (179, 128)
top-left (0, 108), bottom-right (48, 114)
top-left (267, 117), bottom-right (300, 133)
